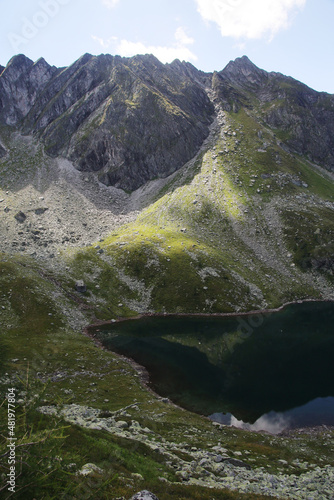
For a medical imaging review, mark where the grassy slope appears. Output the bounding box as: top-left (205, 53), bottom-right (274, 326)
top-left (68, 108), bottom-right (334, 317)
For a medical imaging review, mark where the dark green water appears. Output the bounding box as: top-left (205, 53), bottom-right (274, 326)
top-left (92, 301), bottom-right (334, 432)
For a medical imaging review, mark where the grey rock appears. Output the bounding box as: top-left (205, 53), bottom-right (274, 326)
top-left (34, 208), bottom-right (48, 215)
top-left (224, 458), bottom-right (252, 470)
top-left (14, 211), bottom-right (27, 223)
top-left (213, 55), bottom-right (334, 173)
top-left (130, 491), bottom-right (159, 500)
top-left (0, 54), bottom-right (213, 192)
top-left (2, 53), bottom-right (334, 188)
top-left (131, 473), bottom-right (144, 481)
top-left (175, 470), bottom-right (190, 481)
top-left (75, 280), bottom-right (87, 293)
top-left (115, 420), bottom-right (128, 429)
top-left (78, 463), bottom-right (104, 476)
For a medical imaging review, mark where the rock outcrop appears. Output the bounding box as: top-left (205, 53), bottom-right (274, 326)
top-left (130, 491), bottom-right (159, 500)
top-left (0, 142), bottom-right (6, 158)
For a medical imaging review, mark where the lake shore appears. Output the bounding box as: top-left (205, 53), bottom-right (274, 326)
top-left (84, 297), bottom-right (334, 332)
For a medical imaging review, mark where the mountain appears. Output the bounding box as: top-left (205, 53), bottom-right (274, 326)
top-left (0, 52), bottom-right (333, 313)
top-left (1, 54), bottom-right (334, 192)
top-left (0, 53), bottom-right (213, 191)
top-left (214, 56), bottom-right (334, 170)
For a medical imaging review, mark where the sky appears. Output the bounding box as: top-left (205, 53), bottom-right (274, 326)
top-left (1, 0), bottom-right (334, 93)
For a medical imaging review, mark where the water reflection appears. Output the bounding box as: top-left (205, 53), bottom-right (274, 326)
top-left (210, 410), bottom-right (291, 434)
top-left (210, 397), bottom-right (334, 434)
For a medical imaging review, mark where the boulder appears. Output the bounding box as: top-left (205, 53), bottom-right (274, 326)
top-left (77, 463), bottom-right (103, 476)
top-left (130, 491), bottom-right (159, 500)
top-left (75, 280), bottom-right (87, 292)
top-left (224, 458), bottom-right (252, 470)
top-left (14, 211), bottom-right (27, 223)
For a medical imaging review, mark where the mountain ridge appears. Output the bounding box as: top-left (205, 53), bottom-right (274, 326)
top-left (1, 53), bottom-right (334, 191)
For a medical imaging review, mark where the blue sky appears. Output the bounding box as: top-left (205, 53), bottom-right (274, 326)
top-left (1, 0), bottom-right (334, 93)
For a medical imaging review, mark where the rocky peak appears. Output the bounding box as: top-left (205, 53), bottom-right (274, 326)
top-left (4, 53), bottom-right (34, 72)
top-left (221, 55), bottom-right (268, 87)
top-left (0, 53), bottom-right (214, 190)
top-left (0, 54), bottom-right (57, 125)
top-left (0, 54), bottom-right (34, 90)
top-left (30, 57), bottom-right (56, 86)
top-left (168, 59), bottom-right (210, 85)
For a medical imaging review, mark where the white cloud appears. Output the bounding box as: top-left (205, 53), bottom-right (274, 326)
top-left (92, 35), bottom-right (117, 49)
top-left (175, 26), bottom-right (195, 46)
top-left (195, 0), bottom-right (306, 40)
top-left (102, 0), bottom-right (120, 9)
top-left (92, 27), bottom-right (197, 64)
top-left (230, 412), bottom-right (290, 434)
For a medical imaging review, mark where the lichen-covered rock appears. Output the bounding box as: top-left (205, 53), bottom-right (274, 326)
top-left (77, 463), bottom-right (104, 476)
top-left (130, 491), bottom-right (159, 500)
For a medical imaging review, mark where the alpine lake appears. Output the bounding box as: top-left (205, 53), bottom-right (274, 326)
top-left (91, 301), bottom-right (334, 434)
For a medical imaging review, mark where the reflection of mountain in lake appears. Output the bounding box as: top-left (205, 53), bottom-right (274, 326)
top-left (210, 397), bottom-right (334, 434)
top-left (94, 301), bottom-right (334, 429)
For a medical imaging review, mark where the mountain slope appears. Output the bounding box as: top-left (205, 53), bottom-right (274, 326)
top-left (0, 53), bottom-right (333, 317)
top-left (1, 54), bottom-right (334, 191)
top-left (216, 56), bottom-right (334, 170)
top-left (73, 105), bottom-right (332, 316)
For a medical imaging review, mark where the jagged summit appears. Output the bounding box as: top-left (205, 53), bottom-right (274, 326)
top-left (220, 55), bottom-right (268, 87)
top-left (223, 54), bottom-right (260, 71)
top-left (5, 53), bottom-right (34, 68)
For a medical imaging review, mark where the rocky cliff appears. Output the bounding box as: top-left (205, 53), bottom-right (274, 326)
top-left (0, 53), bottom-right (214, 190)
top-left (1, 54), bottom-right (334, 192)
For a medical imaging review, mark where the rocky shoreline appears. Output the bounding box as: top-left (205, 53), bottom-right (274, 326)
top-left (39, 403), bottom-right (334, 499)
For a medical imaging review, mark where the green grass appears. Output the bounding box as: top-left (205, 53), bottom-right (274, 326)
top-left (282, 207), bottom-right (334, 276)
